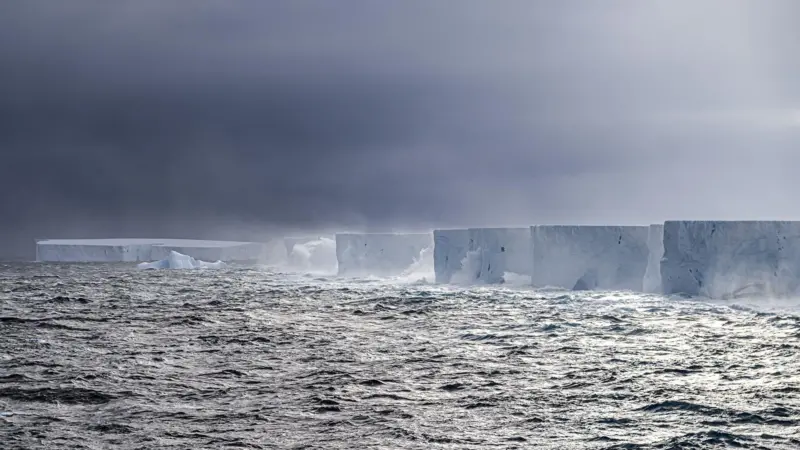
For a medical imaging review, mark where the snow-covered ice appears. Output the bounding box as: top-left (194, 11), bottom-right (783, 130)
top-left (531, 225), bottom-right (649, 291)
top-left (661, 220), bottom-right (800, 298)
top-left (335, 233), bottom-right (433, 276)
top-left (137, 251), bottom-right (226, 270)
top-left (643, 224), bottom-right (664, 294)
top-left (35, 238), bottom-right (266, 262)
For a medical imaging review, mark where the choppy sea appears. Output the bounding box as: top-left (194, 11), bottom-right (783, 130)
top-left (1, 262), bottom-right (799, 449)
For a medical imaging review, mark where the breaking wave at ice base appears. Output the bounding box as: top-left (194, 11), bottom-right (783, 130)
top-left (285, 237), bottom-right (338, 274)
top-left (443, 250), bottom-right (531, 287)
top-left (280, 242), bottom-right (437, 284)
top-left (136, 251), bottom-right (226, 270)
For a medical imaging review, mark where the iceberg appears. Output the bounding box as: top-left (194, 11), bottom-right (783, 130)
top-left (335, 233), bottom-right (433, 276)
top-left (35, 238), bottom-right (266, 262)
top-left (466, 228), bottom-right (532, 284)
top-left (531, 225), bottom-right (649, 291)
top-left (433, 229), bottom-right (471, 283)
top-left (660, 221), bottom-right (800, 299)
top-left (643, 224), bottom-right (665, 293)
top-left (137, 251), bottom-right (226, 270)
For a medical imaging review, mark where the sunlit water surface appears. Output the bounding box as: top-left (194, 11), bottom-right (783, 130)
top-left (1, 263), bottom-right (799, 449)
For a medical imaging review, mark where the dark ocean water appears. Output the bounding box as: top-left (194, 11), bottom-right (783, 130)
top-left (1, 262), bottom-right (799, 449)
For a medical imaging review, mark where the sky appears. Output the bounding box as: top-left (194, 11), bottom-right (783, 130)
top-left (1, 1), bottom-right (799, 258)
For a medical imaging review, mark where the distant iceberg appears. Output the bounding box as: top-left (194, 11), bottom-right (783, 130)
top-left (137, 251), bottom-right (226, 270)
top-left (35, 238), bottom-right (267, 263)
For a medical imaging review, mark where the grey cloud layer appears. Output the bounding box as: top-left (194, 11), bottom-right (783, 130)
top-left (1, 1), bottom-right (799, 258)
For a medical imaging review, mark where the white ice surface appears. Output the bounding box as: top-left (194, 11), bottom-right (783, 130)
top-left (531, 225), bottom-right (649, 291)
top-left (467, 228), bottom-right (532, 284)
top-left (661, 221), bottom-right (800, 299)
top-left (433, 229), bottom-right (470, 283)
top-left (335, 233), bottom-right (433, 277)
top-left (137, 251), bottom-right (226, 270)
top-left (643, 224), bottom-right (664, 294)
top-left (36, 238), bottom-right (266, 262)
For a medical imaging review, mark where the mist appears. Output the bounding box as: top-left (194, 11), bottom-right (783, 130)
top-left (1, 1), bottom-right (799, 259)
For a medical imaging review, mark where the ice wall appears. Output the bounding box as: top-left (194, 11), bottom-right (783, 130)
top-left (643, 224), bottom-right (664, 294)
top-left (433, 229), bottom-right (470, 283)
top-left (335, 233), bottom-right (433, 276)
top-left (661, 221), bottom-right (800, 299)
top-left (531, 226), bottom-right (649, 291)
top-left (465, 228), bottom-right (532, 284)
top-left (36, 241), bottom-right (152, 262)
top-left (36, 239), bottom-right (266, 263)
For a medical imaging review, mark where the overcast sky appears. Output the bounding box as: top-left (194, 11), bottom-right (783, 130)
top-left (1, 1), bottom-right (799, 257)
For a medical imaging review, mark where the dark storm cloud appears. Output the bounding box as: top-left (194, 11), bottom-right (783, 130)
top-left (1, 1), bottom-right (799, 257)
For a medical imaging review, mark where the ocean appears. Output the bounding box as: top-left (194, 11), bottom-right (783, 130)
top-left (1, 262), bottom-right (799, 449)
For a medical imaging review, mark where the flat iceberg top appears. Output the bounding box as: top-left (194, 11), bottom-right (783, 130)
top-left (663, 220), bottom-right (800, 226)
top-left (36, 238), bottom-right (256, 247)
top-left (335, 232), bottom-right (431, 238)
top-left (532, 225), bottom-right (649, 230)
top-left (467, 227), bottom-right (530, 232)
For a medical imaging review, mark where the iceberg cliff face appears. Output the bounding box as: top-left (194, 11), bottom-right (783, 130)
top-left (531, 225), bottom-right (649, 291)
top-left (335, 233), bottom-right (432, 276)
top-left (661, 221), bottom-right (800, 299)
top-left (35, 239), bottom-right (266, 262)
top-left (643, 224), bottom-right (664, 294)
top-left (466, 228), bottom-right (532, 284)
top-left (468, 228), bottom-right (507, 284)
top-left (433, 229), bottom-right (470, 283)
top-left (36, 242), bottom-right (152, 262)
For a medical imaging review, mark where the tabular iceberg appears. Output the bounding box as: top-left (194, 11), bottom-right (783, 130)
top-left (335, 233), bottom-right (433, 276)
top-left (467, 228), bottom-right (532, 284)
top-left (35, 238), bottom-right (266, 263)
top-left (531, 225), bottom-right (649, 291)
top-left (137, 251), bottom-right (226, 270)
top-left (661, 221), bottom-right (800, 299)
top-left (643, 224), bottom-right (665, 294)
top-left (433, 229), bottom-right (471, 283)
